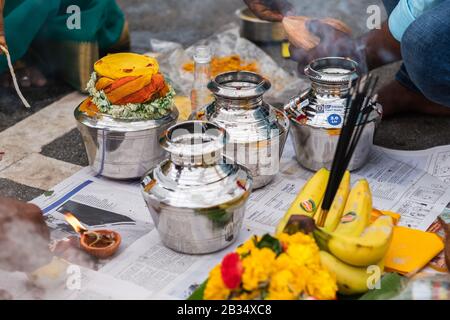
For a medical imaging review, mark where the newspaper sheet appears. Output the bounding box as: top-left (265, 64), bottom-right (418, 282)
top-left (3, 141), bottom-right (449, 300)
top-left (374, 144), bottom-right (450, 184)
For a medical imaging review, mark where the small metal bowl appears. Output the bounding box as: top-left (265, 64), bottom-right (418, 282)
top-left (75, 106), bottom-right (178, 180)
top-left (236, 7), bottom-right (286, 42)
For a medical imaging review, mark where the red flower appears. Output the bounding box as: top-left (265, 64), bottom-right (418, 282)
top-left (221, 253), bottom-right (243, 289)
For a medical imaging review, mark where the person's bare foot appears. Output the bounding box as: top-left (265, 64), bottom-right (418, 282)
top-left (378, 80), bottom-right (450, 117)
top-left (1, 62), bottom-right (47, 88)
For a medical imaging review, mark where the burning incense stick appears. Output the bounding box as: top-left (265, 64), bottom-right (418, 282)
top-left (317, 74), bottom-right (379, 227)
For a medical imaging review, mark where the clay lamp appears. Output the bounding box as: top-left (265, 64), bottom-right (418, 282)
top-left (64, 212), bottom-right (121, 259)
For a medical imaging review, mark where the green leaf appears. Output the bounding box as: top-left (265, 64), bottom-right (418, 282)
top-left (256, 234), bottom-right (283, 256)
top-left (43, 190), bottom-right (54, 197)
top-left (187, 280), bottom-right (207, 300)
top-left (203, 208), bottom-right (230, 228)
top-left (359, 273), bottom-right (405, 300)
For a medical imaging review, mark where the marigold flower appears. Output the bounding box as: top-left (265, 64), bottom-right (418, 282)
top-left (305, 268), bottom-right (338, 300)
top-left (266, 270), bottom-right (297, 300)
top-left (286, 243), bottom-right (320, 267)
top-left (241, 248), bottom-right (276, 291)
top-left (236, 236), bottom-right (259, 256)
top-left (204, 265), bottom-right (231, 300)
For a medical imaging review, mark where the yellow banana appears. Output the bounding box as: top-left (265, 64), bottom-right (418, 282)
top-left (314, 215), bottom-right (394, 267)
top-left (319, 251), bottom-right (384, 295)
top-left (275, 168), bottom-right (330, 235)
top-left (313, 197), bottom-right (324, 225)
top-left (322, 171), bottom-right (351, 232)
top-left (370, 209), bottom-right (401, 225)
top-left (334, 179), bottom-right (372, 237)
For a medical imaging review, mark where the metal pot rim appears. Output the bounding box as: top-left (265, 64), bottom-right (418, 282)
top-left (159, 120), bottom-right (229, 158)
top-left (208, 71), bottom-right (271, 100)
top-left (74, 104), bottom-right (179, 132)
top-left (304, 57), bottom-right (359, 85)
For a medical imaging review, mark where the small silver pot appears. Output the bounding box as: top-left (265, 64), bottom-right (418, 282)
top-left (290, 115), bottom-right (380, 172)
top-left (75, 106), bottom-right (178, 180)
top-left (192, 71), bottom-right (290, 189)
top-left (236, 7), bottom-right (286, 42)
top-left (141, 121), bottom-right (252, 254)
top-left (285, 57), bottom-right (382, 171)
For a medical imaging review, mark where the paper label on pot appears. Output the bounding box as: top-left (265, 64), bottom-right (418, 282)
top-left (304, 99), bottom-right (347, 129)
top-left (327, 114), bottom-right (342, 126)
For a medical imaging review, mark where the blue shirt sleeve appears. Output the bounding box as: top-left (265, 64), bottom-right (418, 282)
top-left (388, 0), bottom-right (444, 41)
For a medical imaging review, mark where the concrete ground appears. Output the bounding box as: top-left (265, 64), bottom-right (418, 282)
top-left (0, 0), bottom-right (449, 201)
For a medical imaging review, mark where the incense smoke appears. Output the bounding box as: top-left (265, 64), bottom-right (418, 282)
top-left (0, 218), bottom-right (52, 273)
top-left (283, 1), bottom-right (396, 74)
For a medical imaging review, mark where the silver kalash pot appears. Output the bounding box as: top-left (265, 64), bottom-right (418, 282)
top-left (192, 71), bottom-right (290, 189)
top-left (285, 57), bottom-right (382, 171)
top-left (75, 107), bottom-right (178, 179)
top-left (140, 121), bottom-right (252, 254)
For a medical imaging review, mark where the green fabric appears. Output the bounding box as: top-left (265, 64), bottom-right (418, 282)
top-left (0, 0), bottom-right (125, 72)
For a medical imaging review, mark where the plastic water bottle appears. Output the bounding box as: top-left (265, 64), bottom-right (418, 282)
top-left (190, 46), bottom-right (213, 113)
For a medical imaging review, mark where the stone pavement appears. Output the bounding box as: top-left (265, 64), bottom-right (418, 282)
top-left (0, 0), bottom-right (449, 201)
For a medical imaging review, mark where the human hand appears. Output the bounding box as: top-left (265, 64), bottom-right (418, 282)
top-left (0, 35), bottom-right (6, 52)
top-left (288, 19), bottom-right (363, 73)
top-left (0, 197), bottom-right (52, 272)
top-left (283, 17), bottom-right (352, 50)
top-left (244, 0), bottom-right (294, 22)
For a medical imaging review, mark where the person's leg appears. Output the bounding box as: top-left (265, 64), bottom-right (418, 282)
top-left (401, 0), bottom-right (450, 109)
top-left (379, 0), bottom-right (450, 116)
top-left (378, 81), bottom-right (450, 117)
top-left (0, 0), bottom-right (60, 87)
top-left (0, 0), bottom-right (60, 70)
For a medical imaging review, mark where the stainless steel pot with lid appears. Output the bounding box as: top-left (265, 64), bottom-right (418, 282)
top-left (75, 106), bottom-right (178, 180)
top-left (193, 71), bottom-right (290, 189)
top-left (141, 121), bottom-right (252, 254)
top-left (284, 57), bottom-right (382, 171)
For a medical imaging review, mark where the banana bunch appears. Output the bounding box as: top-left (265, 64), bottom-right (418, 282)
top-left (316, 215), bottom-right (394, 295)
top-left (276, 170), bottom-right (395, 295)
top-left (275, 168), bottom-right (330, 235)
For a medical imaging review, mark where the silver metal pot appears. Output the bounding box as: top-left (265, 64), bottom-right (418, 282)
top-left (236, 7), bottom-right (286, 42)
top-left (192, 71), bottom-right (290, 189)
top-left (289, 114), bottom-right (380, 172)
top-left (75, 106), bottom-right (178, 180)
top-left (285, 57), bottom-right (382, 171)
top-left (141, 121), bottom-right (252, 254)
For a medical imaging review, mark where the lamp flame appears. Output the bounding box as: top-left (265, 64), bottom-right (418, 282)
top-left (64, 212), bottom-right (88, 234)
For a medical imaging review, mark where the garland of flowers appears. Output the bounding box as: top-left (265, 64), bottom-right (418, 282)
top-left (86, 72), bottom-right (175, 120)
top-left (203, 233), bottom-right (337, 300)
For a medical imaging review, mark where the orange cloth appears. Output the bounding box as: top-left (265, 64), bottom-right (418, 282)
top-left (384, 226), bottom-right (444, 276)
